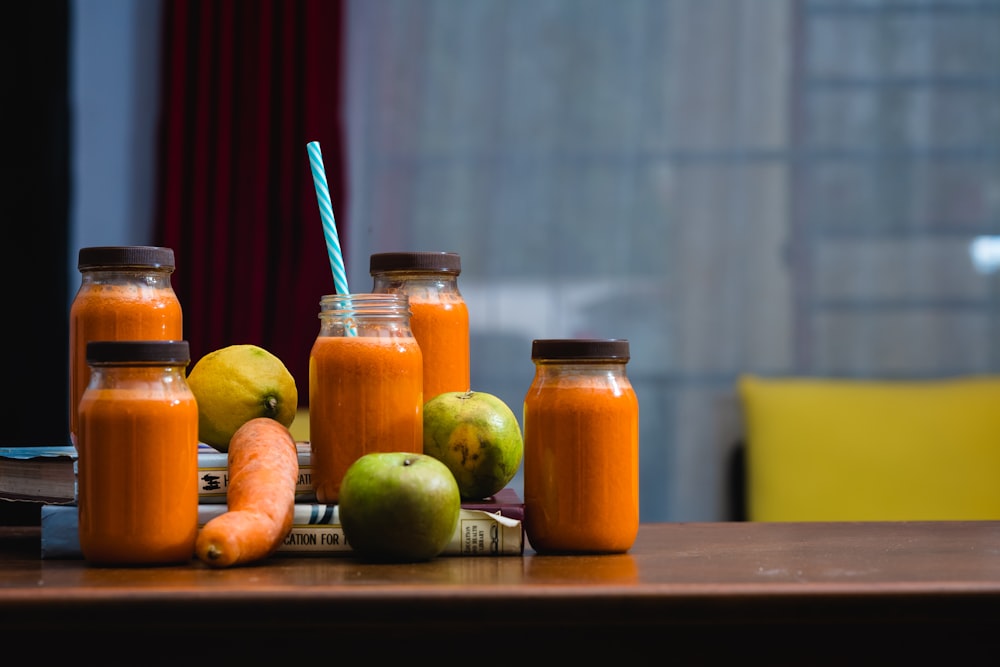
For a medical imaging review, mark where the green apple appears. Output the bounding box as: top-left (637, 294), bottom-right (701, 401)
top-left (423, 390), bottom-right (524, 500)
top-left (338, 452), bottom-right (461, 562)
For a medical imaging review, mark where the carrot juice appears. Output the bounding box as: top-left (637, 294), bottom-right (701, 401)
top-left (407, 297), bottom-right (470, 399)
top-left (70, 247), bottom-right (182, 446)
top-left (77, 340), bottom-right (198, 565)
top-left (370, 252), bottom-right (470, 401)
top-left (523, 339), bottom-right (639, 553)
top-left (309, 294), bottom-right (424, 504)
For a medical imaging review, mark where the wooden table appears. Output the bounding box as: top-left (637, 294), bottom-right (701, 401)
top-left (3, 521), bottom-right (1000, 662)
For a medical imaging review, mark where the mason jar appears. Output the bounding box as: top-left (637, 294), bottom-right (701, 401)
top-left (308, 293), bottom-right (423, 503)
top-left (523, 338), bottom-right (639, 553)
top-left (70, 246), bottom-right (182, 447)
top-left (370, 251), bottom-right (469, 402)
top-left (77, 340), bottom-right (198, 565)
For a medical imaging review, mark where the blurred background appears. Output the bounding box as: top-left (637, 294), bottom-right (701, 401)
top-left (7, 0), bottom-right (1000, 522)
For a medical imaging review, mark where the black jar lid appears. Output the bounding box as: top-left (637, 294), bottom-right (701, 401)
top-left (369, 251), bottom-right (461, 275)
top-left (531, 339), bottom-right (630, 361)
top-left (78, 246), bottom-right (175, 271)
top-left (86, 340), bottom-right (190, 364)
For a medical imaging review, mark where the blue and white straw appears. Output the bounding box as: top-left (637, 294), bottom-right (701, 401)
top-left (307, 141), bottom-right (350, 296)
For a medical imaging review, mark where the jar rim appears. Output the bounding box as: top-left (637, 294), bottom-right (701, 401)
top-left (319, 293), bottom-right (412, 317)
top-left (320, 292), bottom-right (409, 306)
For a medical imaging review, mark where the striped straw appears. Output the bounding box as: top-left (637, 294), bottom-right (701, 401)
top-left (307, 141), bottom-right (350, 295)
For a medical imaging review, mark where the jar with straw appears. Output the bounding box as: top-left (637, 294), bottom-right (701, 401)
top-left (305, 142), bottom-right (424, 504)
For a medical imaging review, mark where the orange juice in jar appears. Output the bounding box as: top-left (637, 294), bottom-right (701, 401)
top-left (370, 252), bottom-right (469, 402)
top-left (523, 339), bottom-right (639, 554)
top-left (77, 340), bottom-right (199, 565)
top-left (309, 294), bottom-right (423, 503)
top-left (69, 246), bottom-right (182, 447)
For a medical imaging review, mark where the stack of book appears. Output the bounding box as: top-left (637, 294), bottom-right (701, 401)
top-left (0, 444), bottom-right (525, 558)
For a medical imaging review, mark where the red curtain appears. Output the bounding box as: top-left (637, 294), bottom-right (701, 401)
top-left (153, 0), bottom-right (346, 406)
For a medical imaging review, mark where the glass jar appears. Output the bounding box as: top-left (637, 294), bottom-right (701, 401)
top-left (523, 338), bottom-right (639, 553)
top-left (370, 251), bottom-right (469, 402)
top-left (77, 340), bottom-right (199, 565)
top-left (69, 246), bottom-right (183, 447)
top-left (308, 293), bottom-right (424, 503)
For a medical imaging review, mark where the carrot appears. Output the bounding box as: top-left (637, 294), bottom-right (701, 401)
top-left (195, 417), bottom-right (299, 568)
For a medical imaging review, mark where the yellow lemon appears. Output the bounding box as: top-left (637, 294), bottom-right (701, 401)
top-left (187, 344), bottom-right (298, 452)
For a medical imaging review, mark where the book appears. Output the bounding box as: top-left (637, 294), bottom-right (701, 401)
top-left (0, 443), bottom-right (315, 505)
top-left (40, 490), bottom-right (525, 558)
top-left (0, 446), bottom-right (78, 504)
top-left (196, 443), bottom-right (314, 503)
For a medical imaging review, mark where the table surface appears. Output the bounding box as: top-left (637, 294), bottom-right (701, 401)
top-left (3, 520), bottom-right (1000, 660)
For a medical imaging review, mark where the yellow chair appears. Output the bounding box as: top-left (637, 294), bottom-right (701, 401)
top-left (737, 374), bottom-right (1000, 521)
